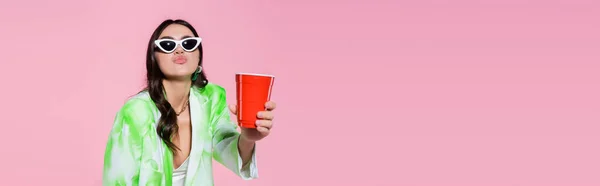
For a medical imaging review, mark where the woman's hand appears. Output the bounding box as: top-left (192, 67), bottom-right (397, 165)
top-left (229, 101), bottom-right (276, 142)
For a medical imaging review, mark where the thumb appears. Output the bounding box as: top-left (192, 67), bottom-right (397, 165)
top-left (228, 104), bottom-right (237, 115)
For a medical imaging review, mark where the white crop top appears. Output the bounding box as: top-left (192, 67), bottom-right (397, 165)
top-left (172, 157), bottom-right (190, 186)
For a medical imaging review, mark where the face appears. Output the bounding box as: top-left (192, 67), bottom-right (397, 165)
top-left (154, 24), bottom-right (201, 80)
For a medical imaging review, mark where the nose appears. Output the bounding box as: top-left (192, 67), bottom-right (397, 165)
top-left (174, 44), bottom-right (184, 54)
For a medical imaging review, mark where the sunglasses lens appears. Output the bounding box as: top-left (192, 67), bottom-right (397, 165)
top-left (158, 41), bottom-right (176, 52)
top-left (181, 39), bottom-right (199, 51)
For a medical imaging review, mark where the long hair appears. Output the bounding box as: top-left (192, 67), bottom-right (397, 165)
top-left (144, 19), bottom-right (208, 153)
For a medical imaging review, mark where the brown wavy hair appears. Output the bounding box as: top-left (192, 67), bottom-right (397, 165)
top-left (144, 19), bottom-right (208, 153)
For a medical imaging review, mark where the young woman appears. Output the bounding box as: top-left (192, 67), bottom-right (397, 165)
top-left (102, 19), bottom-right (276, 186)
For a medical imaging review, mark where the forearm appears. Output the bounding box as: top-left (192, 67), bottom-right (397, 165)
top-left (237, 135), bottom-right (256, 167)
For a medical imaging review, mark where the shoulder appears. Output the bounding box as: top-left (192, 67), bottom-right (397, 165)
top-left (194, 82), bottom-right (227, 98)
top-left (193, 83), bottom-right (229, 110)
top-left (116, 91), bottom-right (156, 129)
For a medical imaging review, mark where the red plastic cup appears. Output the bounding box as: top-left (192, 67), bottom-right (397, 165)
top-left (235, 73), bottom-right (275, 128)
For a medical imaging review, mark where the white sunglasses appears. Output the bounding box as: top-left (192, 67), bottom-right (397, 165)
top-left (154, 37), bottom-right (202, 53)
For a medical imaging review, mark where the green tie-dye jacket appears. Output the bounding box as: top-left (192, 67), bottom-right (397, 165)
top-left (102, 83), bottom-right (258, 186)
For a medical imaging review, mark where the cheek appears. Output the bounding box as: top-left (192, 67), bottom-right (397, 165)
top-left (188, 51), bottom-right (200, 66)
top-left (154, 52), bottom-right (171, 63)
top-left (155, 53), bottom-right (172, 69)
top-left (156, 53), bottom-right (171, 62)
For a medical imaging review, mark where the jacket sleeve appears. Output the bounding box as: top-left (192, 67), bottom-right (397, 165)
top-left (103, 98), bottom-right (154, 186)
top-left (210, 86), bottom-right (259, 180)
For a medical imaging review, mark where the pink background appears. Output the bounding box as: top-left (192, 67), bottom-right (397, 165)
top-left (1, 0), bottom-right (599, 185)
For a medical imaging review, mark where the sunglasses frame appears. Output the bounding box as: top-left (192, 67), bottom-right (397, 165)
top-left (154, 37), bottom-right (203, 53)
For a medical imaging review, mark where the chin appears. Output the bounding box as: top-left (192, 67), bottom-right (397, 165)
top-left (163, 71), bottom-right (192, 80)
top-left (172, 66), bottom-right (194, 74)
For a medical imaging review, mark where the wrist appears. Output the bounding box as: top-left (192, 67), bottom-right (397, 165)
top-left (239, 134), bottom-right (256, 147)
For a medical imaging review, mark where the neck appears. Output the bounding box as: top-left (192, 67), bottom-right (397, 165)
top-left (162, 79), bottom-right (192, 109)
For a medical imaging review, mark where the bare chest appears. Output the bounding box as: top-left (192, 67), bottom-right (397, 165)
top-left (172, 112), bottom-right (192, 169)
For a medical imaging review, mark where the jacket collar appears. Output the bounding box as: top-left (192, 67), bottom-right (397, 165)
top-left (185, 86), bottom-right (209, 183)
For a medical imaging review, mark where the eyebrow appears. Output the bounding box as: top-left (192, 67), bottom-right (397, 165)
top-left (159, 35), bottom-right (194, 40)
